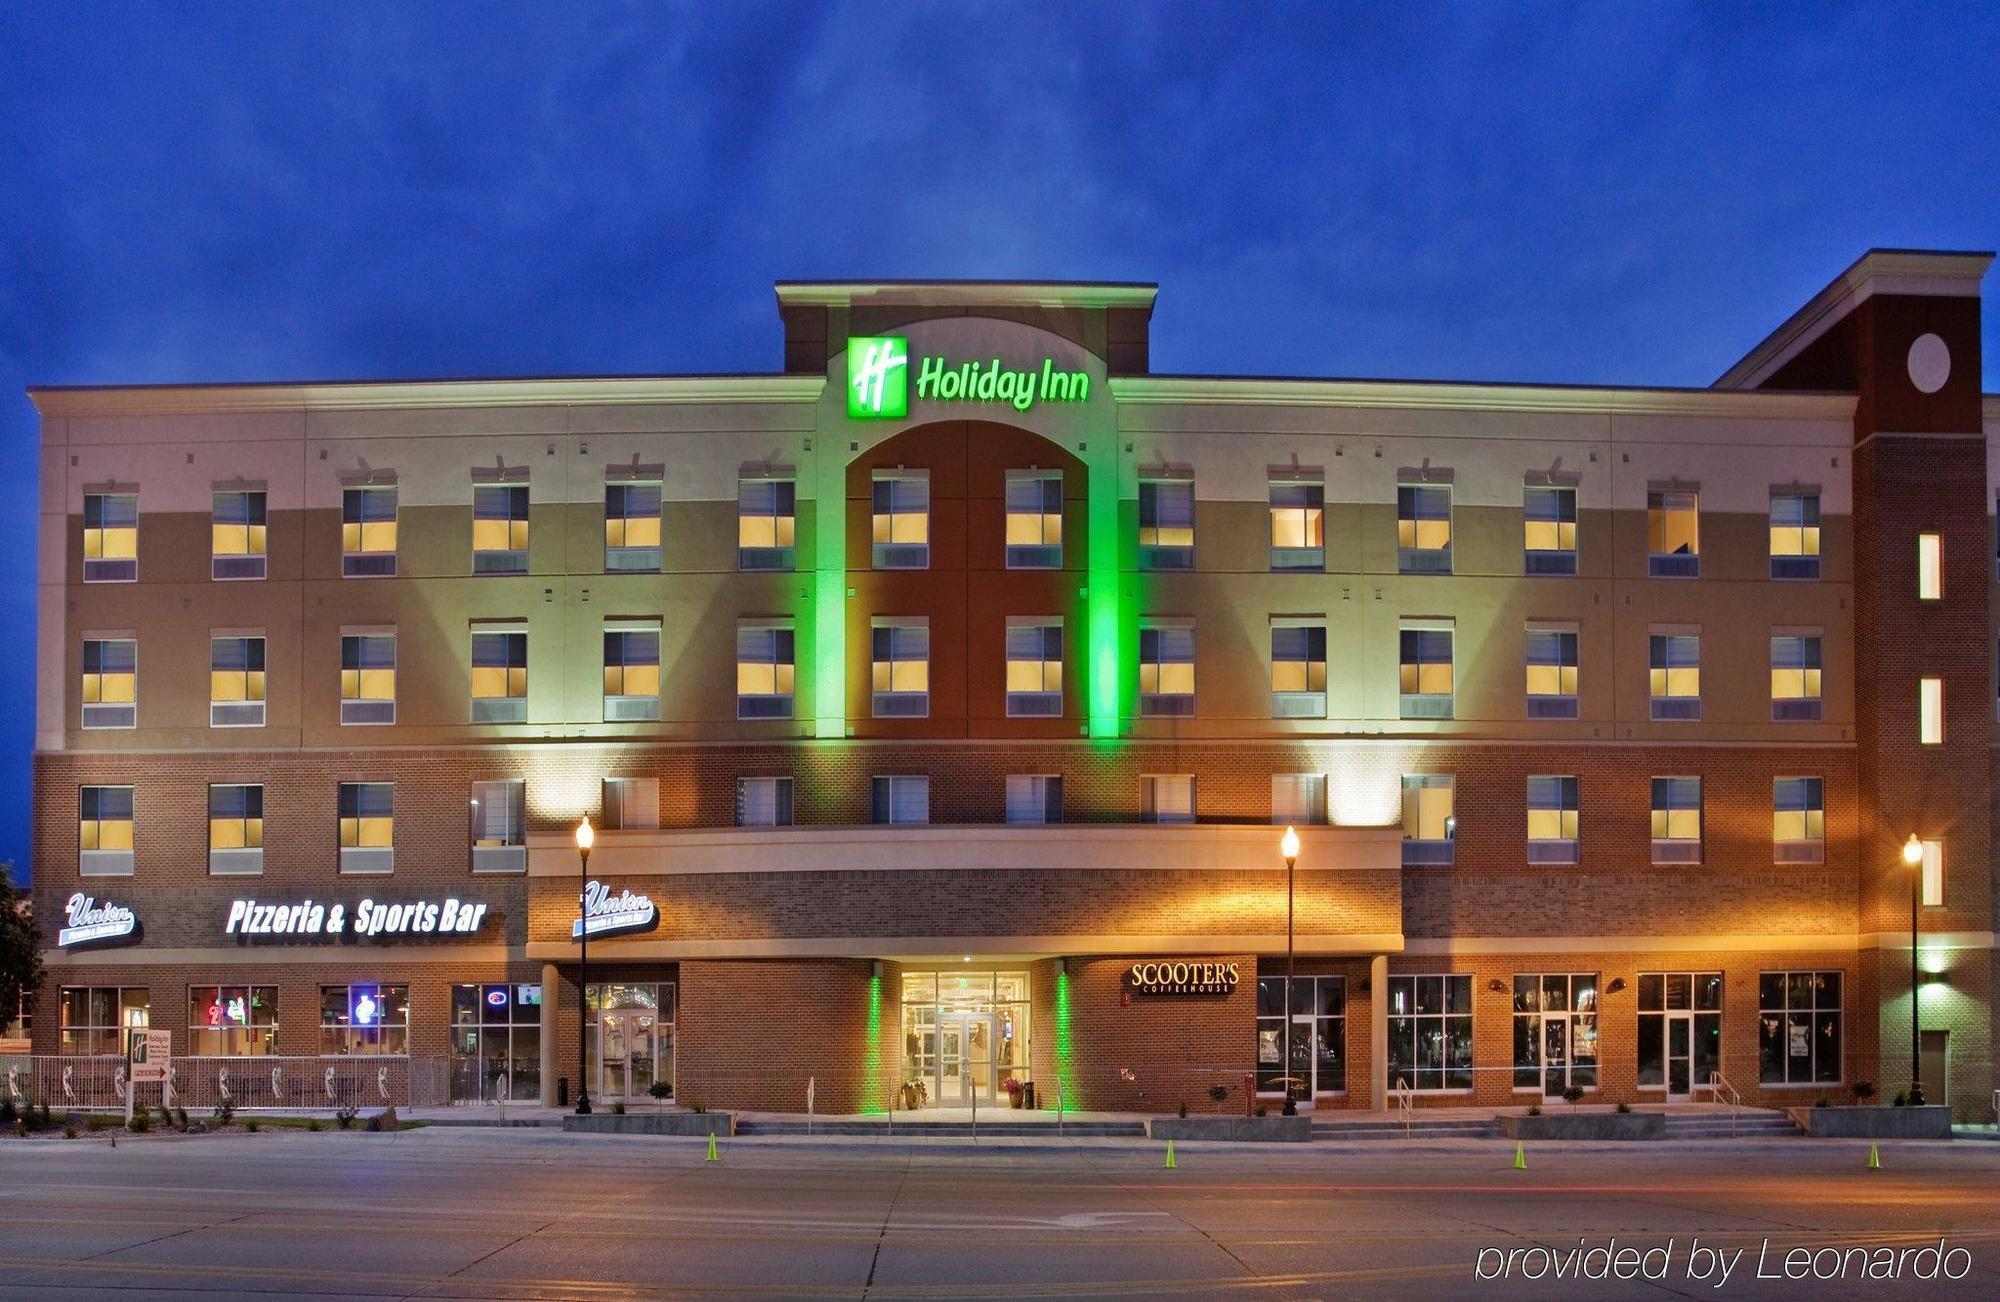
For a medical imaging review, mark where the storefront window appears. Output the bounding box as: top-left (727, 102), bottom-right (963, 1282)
top-left (1511, 973), bottom-right (1597, 1094)
top-left (900, 970), bottom-right (1030, 1110)
top-left (586, 983), bottom-right (674, 1104)
top-left (319, 984), bottom-right (409, 1055)
top-left (1758, 971), bottom-right (1841, 1086)
top-left (451, 983), bottom-right (542, 1104)
top-left (1636, 972), bottom-right (1722, 1094)
top-left (59, 987), bottom-right (148, 1056)
top-left (189, 985), bottom-right (278, 1055)
top-left (1255, 975), bottom-right (1345, 1097)
top-left (1385, 974), bottom-right (1472, 1092)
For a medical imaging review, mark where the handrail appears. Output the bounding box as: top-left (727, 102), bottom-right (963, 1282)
top-left (1394, 1075), bottom-right (1414, 1138)
top-left (1708, 1071), bottom-right (1741, 1138)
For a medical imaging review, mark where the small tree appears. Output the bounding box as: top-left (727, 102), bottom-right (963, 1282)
top-left (0, 865), bottom-right (42, 1038)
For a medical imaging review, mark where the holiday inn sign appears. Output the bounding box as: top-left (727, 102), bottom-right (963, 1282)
top-left (846, 335), bottom-right (1090, 418)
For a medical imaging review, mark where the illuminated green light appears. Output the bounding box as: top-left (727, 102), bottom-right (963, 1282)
top-left (846, 336), bottom-right (909, 419)
top-left (1085, 439), bottom-right (1122, 737)
top-left (1054, 968), bottom-right (1079, 1110)
top-left (865, 969), bottom-right (884, 1115)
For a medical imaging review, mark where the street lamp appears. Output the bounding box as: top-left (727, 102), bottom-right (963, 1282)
top-left (575, 816), bottom-right (595, 1116)
top-left (1902, 833), bottom-right (1925, 1107)
top-left (1280, 825), bottom-right (1301, 1116)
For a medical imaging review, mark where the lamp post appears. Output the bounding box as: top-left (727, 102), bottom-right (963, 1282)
top-left (1902, 833), bottom-right (1925, 1107)
top-left (1280, 825), bottom-right (1301, 1116)
top-left (575, 816), bottom-right (595, 1115)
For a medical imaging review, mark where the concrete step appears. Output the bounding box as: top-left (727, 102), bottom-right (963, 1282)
top-left (1314, 1122), bottom-right (1503, 1140)
top-left (735, 1120), bottom-right (1146, 1137)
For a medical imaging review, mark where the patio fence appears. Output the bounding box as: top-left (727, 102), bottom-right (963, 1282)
top-left (0, 1055), bottom-right (451, 1112)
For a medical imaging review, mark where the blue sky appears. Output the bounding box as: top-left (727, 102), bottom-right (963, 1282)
top-left (1, 3), bottom-right (1996, 881)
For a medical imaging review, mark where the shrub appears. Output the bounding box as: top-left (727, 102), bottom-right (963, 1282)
top-left (1253, 1105), bottom-right (1267, 1117)
top-left (63, 1121), bottom-right (76, 1139)
top-left (156, 1104), bottom-right (173, 1128)
top-left (1561, 1085), bottom-right (1586, 1106)
top-left (647, 1081), bottom-right (672, 1100)
top-left (1892, 1091), bottom-right (1907, 1108)
top-left (1615, 1102), bottom-right (1632, 1114)
top-left (305, 1118), bottom-right (322, 1132)
top-left (612, 1101), bottom-right (626, 1115)
top-left (212, 1099), bottom-right (236, 1127)
top-left (335, 1103), bottom-right (358, 1130)
top-left (0, 1097), bottom-right (15, 1125)
top-left (35, 1102), bottom-right (52, 1130)
top-left (689, 1101), bottom-right (707, 1115)
top-left (173, 1106), bottom-right (188, 1131)
top-left (129, 1110), bottom-right (151, 1134)
top-left (1526, 1104), bottom-right (1542, 1116)
top-left (245, 1119), bottom-right (260, 1134)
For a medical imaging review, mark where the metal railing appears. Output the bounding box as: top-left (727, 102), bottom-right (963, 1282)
top-left (1394, 1075), bottom-right (1414, 1137)
top-left (1706, 1070), bottom-right (1742, 1138)
top-left (1, 1055), bottom-right (451, 1112)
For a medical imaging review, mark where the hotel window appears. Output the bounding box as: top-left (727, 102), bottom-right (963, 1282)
top-left (1269, 480), bottom-right (1324, 571)
top-left (1005, 470), bottom-right (1063, 568)
top-left (1917, 532), bottom-right (1942, 600)
top-left (738, 478), bottom-right (795, 571)
top-left (211, 489), bottom-right (267, 580)
top-left (320, 984), bottom-right (409, 1056)
top-left (59, 987), bottom-right (148, 1056)
top-left (1647, 489), bottom-right (1699, 578)
top-left (1773, 777), bottom-right (1824, 864)
top-left (736, 621), bottom-right (795, 720)
top-left (1270, 621), bottom-right (1327, 718)
top-left (80, 637), bottom-right (137, 729)
top-left (1256, 975), bottom-right (1346, 1097)
top-left (472, 484), bottom-right (529, 575)
top-left (1005, 774), bottom-right (1063, 825)
top-left (735, 776), bottom-right (794, 828)
top-left (190, 986), bottom-right (278, 1056)
top-left (1524, 623), bottom-right (1578, 719)
top-left (603, 621), bottom-right (662, 722)
top-left (1919, 677), bottom-right (1943, 745)
top-left (1769, 491), bottom-right (1820, 580)
top-left (1920, 839), bottom-right (1943, 908)
top-left (470, 779), bottom-right (526, 873)
top-left (209, 635), bottom-right (266, 728)
top-left (1401, 775), bottom-right (1454, 866)
top-left (1648, 631), bottom-right (1701, 721)
top-left (1138, 621), bottom-right (1195, 716)
top-left (1650, 777), bottom-right (1702, 863)
top-left (602, 776), bottom-right (660, 831)
top-left (872, 774), bottom-right (930, 826)
top-left (340, 485), bottom-right (398, 577)
top-left (1397, 484), bottom-right (1452, 574)
top-left (1140, 774), bottom-right (1195, 825)
top-left (339, 632), bottom-right (396, 725)
top-left (1005, 618), bottom-right (1063, 717)
top-left (1523, 484), bottom-right (1577, 576)
top-left (79, 785), bottom-right (134, 877)
top-left (605, 481), bottom-right (663, 572)
top-left (1137, 475), bottom-right (1194, 570)
top-left (1398, 622), bottom-right (1454, 719)
top-left (470, 626), bottom-right (528, 724)
top-left (207, 784), bottom-right (264, 876)
top-left (83, 491), bottom-right (139, 582)
top-left (1513, 974), bottom-right (1598, 1094)
top-left (1770, 633), bottom-right (1823, 721)
top-left (1386, 974), bottom-right (1473, 1092)
top-left (872, 471), bottom-right (929, 569)
top-left (1526, 776), bottom-right (1579, 864)
top-left (337, 781), bottom-right (394, 874)
top-left (1637, 972), bottom-right (1723, 1091)
top-left (1758, 972), bottom-right (1841, 1086)
top-left (1271, 773), bottom-right (1326, 825)
top-left (870, 619), bottom-right (930, 718)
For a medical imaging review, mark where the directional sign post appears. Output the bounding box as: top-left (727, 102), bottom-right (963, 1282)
top-left (127, 1028), bottom-right (169, 1125)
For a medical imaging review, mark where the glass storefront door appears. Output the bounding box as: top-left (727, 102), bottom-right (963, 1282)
top-left (937, 1013), bottom-right (998, 1106)
top-left (587, 983), bottom-right (674, 1105)
top-left (901, 972), bottom-right (1029, 1110)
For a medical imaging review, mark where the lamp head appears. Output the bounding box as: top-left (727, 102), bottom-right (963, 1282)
top-left (1902, 833), bottom-right (1923, 867)
top-left (576, 817), bottom-right (595, 853)
top-left (1280, 825), bottom-right (1301, 863)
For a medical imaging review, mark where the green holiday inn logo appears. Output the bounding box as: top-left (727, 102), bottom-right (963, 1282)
top-left (847, 336), bottom-right (910, 419)
top-left (846, 335), bottom-right (1089, 419)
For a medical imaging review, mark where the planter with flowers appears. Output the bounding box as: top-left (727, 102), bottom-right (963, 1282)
top-left (1002, 1077), bottom-right (1024, 1109)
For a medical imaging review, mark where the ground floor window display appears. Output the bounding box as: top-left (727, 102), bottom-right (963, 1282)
top-left (189, 985), bottom-right (278, 1056)
top-left (1638, 972), bottom-right (1722, 1098)
top-left (586, 983), bottom-right (674, 1104)
top-left (1758, 970), bottom-right (1841, 1086)
top-left (901, 971), bottom-right (1029, 1109)
top-left (450, 983), bottom-right (542, 1104)
top-left (1255, 975), bottom-right (1346, 1098)
top-left (1512, 973), bottom-right (1598, 1094)
top-left (320, 984), bottom-right (410, 1055)
top-left (59, 987), bottom-right (148, 1055)
top-left (1386, 974), bottom-right (1473, 1092)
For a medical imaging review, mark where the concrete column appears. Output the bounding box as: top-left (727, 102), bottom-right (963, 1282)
top-left (539, 963), bottom-right (558, 1107)
top-left (1370, 953), bottom-right (1390, 1113)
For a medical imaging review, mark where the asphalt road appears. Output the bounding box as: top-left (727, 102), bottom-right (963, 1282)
top-left (1, 1129), bottom-right (1998, 1299)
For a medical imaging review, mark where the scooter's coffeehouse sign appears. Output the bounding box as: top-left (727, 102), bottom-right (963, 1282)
top-left (1126, 960), bottom-right (1241, 996)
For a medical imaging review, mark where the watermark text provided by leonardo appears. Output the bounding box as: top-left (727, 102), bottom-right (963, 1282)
top-left (1475, 1237), bottom-right (1971, 1287)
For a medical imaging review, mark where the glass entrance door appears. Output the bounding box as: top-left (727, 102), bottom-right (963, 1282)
top-left (600, 1010), bottom-right (657, 1103)
top-left (1542, 1017), bottom-right (1570, 1097)
top-left (1666, 1013), bottom-right (1693, 1099)
top-left (938, 1013), bottom-right (997, 1106)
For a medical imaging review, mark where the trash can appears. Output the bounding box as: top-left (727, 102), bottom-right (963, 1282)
top-left (557, 1077), bottom-right (569, 1107)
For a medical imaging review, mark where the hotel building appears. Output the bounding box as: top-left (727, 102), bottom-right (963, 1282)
top-left (23, 249), bottom-right (2000, 1119)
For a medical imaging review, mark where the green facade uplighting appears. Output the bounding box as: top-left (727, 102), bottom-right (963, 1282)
top-left (1085, 437), bottom-right (1123, 737)
top-left (864, 968), bottom-right (885, 1115)
top-left (1054, 967), bottom-right (1079, 1110)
